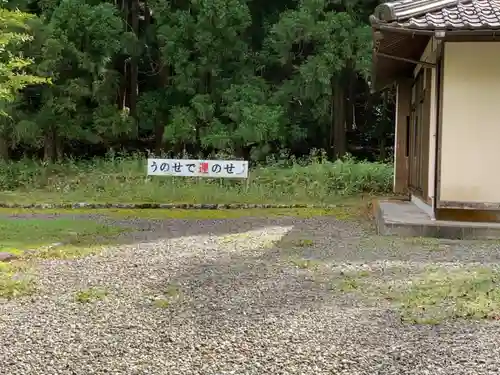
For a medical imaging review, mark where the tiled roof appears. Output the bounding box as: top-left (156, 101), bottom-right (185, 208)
top-left (372, 0), bottom-right (500, 30)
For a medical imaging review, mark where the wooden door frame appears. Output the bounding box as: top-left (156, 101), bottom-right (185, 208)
top-left (408, 68), bottom-right (431, 201)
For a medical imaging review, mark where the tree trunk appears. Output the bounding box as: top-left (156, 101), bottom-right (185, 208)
top-left (56, 135), bottom-right (63, 160)
top-left (154, 118), bottom-right (165, 155)
top-left (153, 63), bottom-right (169, 155)
top-left (43, 127), bottom-right (57, 163)
top-left (115, 0), bottom-right (129, 111)
top-left (379, 137), bottom-right (386, 161)
top-left (332, 76), bottom-right (347, 159)
top-left (129, 0), bottom-right (139, 120)
top-left (144, 0), bottom-right (151, 26)
top-left (346, 62), bottom-right (356, 131)
top-left (116, 57), bottom-right (128, 110)
top-left (0, 134), bottom-right (9, 160)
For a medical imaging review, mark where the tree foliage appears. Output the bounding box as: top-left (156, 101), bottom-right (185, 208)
top-left (0, 8), bottom-right (48, 110)
top-left (0, 0), bottom-right (394, 162)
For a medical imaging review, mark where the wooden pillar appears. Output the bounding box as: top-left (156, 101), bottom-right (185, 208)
top-left (394, 79), bottom-right (411, 194)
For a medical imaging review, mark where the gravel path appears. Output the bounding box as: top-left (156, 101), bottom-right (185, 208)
top-left (1, 215), bottom-right (500, 375)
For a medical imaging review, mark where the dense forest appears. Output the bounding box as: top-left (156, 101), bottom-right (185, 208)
top-left (0, 0), bottom-right (394, 163)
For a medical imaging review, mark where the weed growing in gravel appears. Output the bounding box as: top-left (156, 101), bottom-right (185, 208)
top-left (294, 239), bottom-right (314, 247)
top-left (34, 244), bottom-right (112, 260)
top-left (403, 237), bottom-right (446, 252)
top-left (75, 287), bottom-right (108, 303)
top-left (164, 284), bottom-right (181, 297)
top-left (153, 283), bottom-right (182, 308)
top-left (0, 261), bottom-right (35, 298)
top-left (336, 270), bottom-right (372, 292)
top-left (393, 267), bottom-right (500, 324)
top-left (357, 235), bottom-right (446, 252)
top-left (0, 153), bottom-right (392, 205)
top-left (277, 237), bottom-right (316, 252)
top-left (153, 298), bottom-right (171, 308)
top-left (0, 262), bottom-right (35, 299)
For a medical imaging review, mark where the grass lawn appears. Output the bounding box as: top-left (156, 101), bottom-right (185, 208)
top-left (0, 217), bottom-right (126, 255)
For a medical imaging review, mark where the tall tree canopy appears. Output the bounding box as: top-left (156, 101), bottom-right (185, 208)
top-left (0, 0), bottom-right (394, 162)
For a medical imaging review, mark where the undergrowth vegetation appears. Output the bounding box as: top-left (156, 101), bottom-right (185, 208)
top-left (0, 152), bottom-right (392, 204)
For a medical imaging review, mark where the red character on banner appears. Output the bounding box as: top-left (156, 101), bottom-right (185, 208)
top-left (199, 162), bottom-right (209, 173)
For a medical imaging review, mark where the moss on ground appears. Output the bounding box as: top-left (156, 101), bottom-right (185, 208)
top-left (0, 203), bottom-right (368, 221)
top-left (75, 287), bottom-right (108, 303)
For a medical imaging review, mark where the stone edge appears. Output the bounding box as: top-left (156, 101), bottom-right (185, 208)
top-left (0, 202), bottom-right (344, 210)
top-left (373, 199), bottom-right (388, 235)
top-left (375, 199), bottom-right (500, 240)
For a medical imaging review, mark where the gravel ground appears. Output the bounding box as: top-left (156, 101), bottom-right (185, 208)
top-left (2, 215), bottom-right (500, 375)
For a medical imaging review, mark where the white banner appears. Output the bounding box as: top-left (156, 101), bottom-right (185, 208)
top-left (147, 158), bottom-right (249, 179)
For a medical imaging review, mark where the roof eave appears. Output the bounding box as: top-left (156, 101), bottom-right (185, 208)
top-left (373, 0), bottom-right (474, 22)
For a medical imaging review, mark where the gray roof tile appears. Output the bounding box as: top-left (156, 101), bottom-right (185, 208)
top-left (404, 0), bottom-right (500, 29)
top-left (373, 0), bottom-right (500, 30)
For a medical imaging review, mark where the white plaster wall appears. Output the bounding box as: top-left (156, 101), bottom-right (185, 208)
top-left (440, 41), bottom-right (500, 203)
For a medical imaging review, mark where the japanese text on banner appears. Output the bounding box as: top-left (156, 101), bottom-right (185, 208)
top-left (147, 159), bottom-right (248, 179)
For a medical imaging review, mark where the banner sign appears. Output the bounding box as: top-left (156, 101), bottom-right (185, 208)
top-left (147, 158), bottom-right (249, 179)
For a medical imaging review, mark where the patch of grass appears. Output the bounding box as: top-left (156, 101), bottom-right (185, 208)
top-left (152, 283), bottom-right (182, 308)
top-left (153, 298), bottom-right (171, 308)
top-left (294, 238), bottom-right (314, 247)
top-left (32, 244), bottom-right (109, 260)
top-left (0, 261), bottom-right (35, 299)
top-left (278, 238), bottom-right (315, 255)
top-left (393, 267), bottom-right (500, 324)
top-left (0, 218), bottom-right (127, 255)
top-left (164, 284), bottom-right (181, 297)
top-left (336, 270), bottom-right (373, 292)
top-left (402, 237), bottom-right (446, 251)
top-left (290, 258), bottom-right (321, 270)
top-left (339, 277), bottom-right (360, 291)
top-left (0, 154), bottom-right (392, 205)
top-left (277, 236), bottom-right (316, 255)
top-left (358, 235), bottom-right (448, 252)
top-left (75, 287), bottom-right (108, 303)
